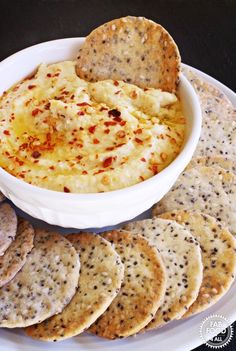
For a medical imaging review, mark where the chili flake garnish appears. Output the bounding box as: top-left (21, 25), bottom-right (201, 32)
top-left (140, 176), bottom-right (145, 181)
top-left (104, 128), bottom-right (110, 134)
top-left (140, 157), bottom-right (146, 162)
top-left (77, 111), bottom-right (85, 116)
top-left (3, 130), bottom-right (10, 136)
top-left (82, 170), bottom-right (88, 175)
top-left (134, 128), bottom-right (142, 134)
top-left (31, 151), bottom-right (41, 159)
top-left (77, 102), bottom-right (91, 107)
top-left (135, 137), bottom-right (143, 144)
top-left (151, 164), bottom-right (159, 175)
top-left (100, 107), bottom-right (108, 111)
top-left (113, 116), bottom-right (122, 123)
top-left (88, 125), bottom-right (96, 134)
top-left (63, 186), bottom-right (70, 193)
top-left (28, 85), bottom-right (36, 90)
top-left (108, 109), bottom-right (121, 118)
top-left (32, 108), bottom-right (42, 116)
top-left (93, 138), bottom-right (100, 144)
top-left (113, 80), bottom-right (119, 86)
top-left (104, 121), bottom-right (116, 127)
top-left (103, 157), bottom-right (113, 168)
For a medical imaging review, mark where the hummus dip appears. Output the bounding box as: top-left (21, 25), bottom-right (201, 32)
top-left (0, 61), bottom-right (185, 193)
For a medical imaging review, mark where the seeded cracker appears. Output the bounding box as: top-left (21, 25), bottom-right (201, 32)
top-left (0, 229), bottom-right (80, 328)
top-left (152, 166), bottom-right (236, 235)
top-left (76, 16), bottom-right (181, 92)
top-left (89, 230), bottom-right (166, 339)
top-left (187, 156), bottom-right (236, 174)
top-left (0, 203), bottom-right (17, 256)
top-left (0, 219), bottom-right (34, 287)
top-left (194, 117), bottom-right (236, 161)
top-left (182, 67), bottom-right (236, 121)
top-left (158, 211), bottom-right (236, 317)
top-left (25, 232), bottom-right (124, 341)
top-left (124, 218), bottom-right (203, 329)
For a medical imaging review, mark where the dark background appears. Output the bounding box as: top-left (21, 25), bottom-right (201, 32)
top-left (0, 0), bottom-right (235, 350)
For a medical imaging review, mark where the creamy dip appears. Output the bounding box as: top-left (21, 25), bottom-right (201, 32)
top-left (0, 61), bottom-right (185, 193)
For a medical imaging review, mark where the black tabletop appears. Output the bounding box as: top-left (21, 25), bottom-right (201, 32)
top-left (0, 1), bottom-right (236, 350)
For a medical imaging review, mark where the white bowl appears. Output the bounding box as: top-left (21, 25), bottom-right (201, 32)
top-left (0, 38), bottom-right (202, 228)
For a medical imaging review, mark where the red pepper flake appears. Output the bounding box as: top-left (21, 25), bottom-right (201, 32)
top-left (131, 91), bottom-right (138, 99)
top-left (82, 170), bottom-right (88, 175)
top-left (108, 109), bottom-right (121, 118)
top-left (44, 102), bottom-right (50, 110)
top-left (19, 142), bottom-right (28, 150)
top-left (77, 111), bottom-right (85, 116)
top-left (170, 138), bottom-right (177, 144)
top-left (115, 90), bottom-right (121, 95)
top-left (113, 80), bottom-right (119, 86)
top-left (49, 166), bottom-right (55, 170)
top-left (63, 186), bottom-right (70, 193)
top-left (25, 99), bottom-right (32, 107)
top-left (94, 169), bottom-right (105, 175)
top-left (135, 137), bottom-right (143, 144)
top-left (31, 151), bottom-right (41, 159)
top-left (104, 128), bottom-right (110, 134)
top-left (79, 127), bottom-right (84, 131)
top-left (54, 72), bottom-right (60, 77)
top-left (77, 102), bottom-right (91, 107)
top-left (104, 121), bottom-right (116, 127)
top-left (106, 146), bottom-right (115, 151)
top-left (113, 116), bottom-right (122, 123)
top-left (100, 107), bottom-right (108, 111)
top-left (3, 130), bottom-right (10, 136)
top-left (151, 164), bottom-right (159, 175)
top-left (15, 157), bottom-right (24, 166)
top-left (93, 138), bottom-right (100, 144)
top-left (47, 73), bottom-right (52, 78)
top-left (120, 120), bottom-right (126, 126)
top-left (32, 108), bottom-right (42, 116)
top-left (140, 157), bottom-right (146, 162)
top-left (88, 125), bottom-right (96, 134)
top-left (70, 94), bottom-right (75, 99)
top-left (134, 128), bottom-right (142, 134)
top-left (140, 176), bottom-right (145, 181)
top-left (28, 85), bottom-right (36, 90)
top-left (103, 157), bottom-right (113, 168)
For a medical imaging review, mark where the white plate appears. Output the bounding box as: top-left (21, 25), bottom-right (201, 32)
top-left (0, 64), bottom-right (235, 351)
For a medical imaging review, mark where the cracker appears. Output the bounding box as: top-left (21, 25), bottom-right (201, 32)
top-left (0, 229), bottom-right (80, 328)
top-left (187, 156), bottom-right (236, 174)
top-left (76, 16), bottom-right (181, 92)
top-left (0, 203), bottom-right (17, 256)
top-left (152, 166), bottom-right (236, 235)
top-left (25, 232), bottom-right (124, 341)
top-left (124, 218), bottom-right (202, 329)
top-left (0, 219), bottom-right (34, 288)
top-left (182, 67), bottom-right (236, 121)
top-left (158, 211), bottom-right (236, 317)
top-left (89, 230), bottom-right (166, 339)
top-left (194, 117), bottom-right (236, 161)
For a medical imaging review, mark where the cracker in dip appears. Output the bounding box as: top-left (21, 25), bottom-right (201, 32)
top-left (0, 61), bottom-right (185, 193)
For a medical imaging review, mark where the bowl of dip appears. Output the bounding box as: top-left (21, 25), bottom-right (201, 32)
top-left (0, 38), bottom-right (201, 228)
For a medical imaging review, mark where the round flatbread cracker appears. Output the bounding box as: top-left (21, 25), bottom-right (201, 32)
top-left (194, 117), bottom-right (236, 161)
top-left (187, 156), bottom-right (236, 174)
top-left (25, 232), bottom-right (124, 341)
top-left (152, 166), bottom-right (236, 235)
top-left (124, 218), bottom-right (203, 329)
top-left (158, 211), bottom-right (236, 317)
top-left (76, 16), bottom-right (181, 92)
top-left (0, 219), bottom-right (34, 287)
top-left (0, 203), bottom-right (17, 256)
top-left (89, 230), bottom-right (166, 339)
top-left (182, 67), bottom-right (236, 121)
top-left (0, 229), bottom-right (80, 328)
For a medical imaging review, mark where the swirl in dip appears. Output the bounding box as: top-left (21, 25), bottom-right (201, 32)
top-left (0, 61), bottom-right (185, 193)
